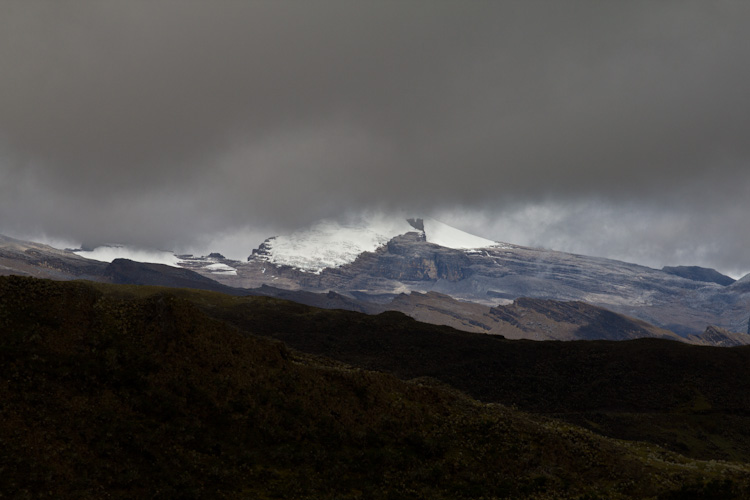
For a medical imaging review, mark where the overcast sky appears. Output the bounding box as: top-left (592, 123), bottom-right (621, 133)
top-left (1, 1), bottom-right (750, 276)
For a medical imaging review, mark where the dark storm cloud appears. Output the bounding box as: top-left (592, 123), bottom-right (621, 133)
top-left (1, 1), bottom-right (750, 272)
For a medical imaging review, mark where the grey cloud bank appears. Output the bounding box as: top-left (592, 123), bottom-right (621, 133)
top-left (1, 1), bottom-right (749, 276)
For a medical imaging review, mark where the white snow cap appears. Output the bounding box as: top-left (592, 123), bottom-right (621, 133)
top-left (252, 215), bottom-right (502, 273)
top-left (422, 218), bottom-right (498, 249)
top-left (253, 216), bottom-right (416, 273)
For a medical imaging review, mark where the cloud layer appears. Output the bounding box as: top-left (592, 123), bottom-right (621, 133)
top-left (1, 1), bottom-right (749, 275)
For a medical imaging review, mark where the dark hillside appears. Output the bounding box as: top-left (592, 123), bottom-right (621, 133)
top-left (104, 258), bottom-right (251, 295)
top-left (2, 276), bottom-right (750, 498)
top-left (205, 293), bottom-right (750, 462)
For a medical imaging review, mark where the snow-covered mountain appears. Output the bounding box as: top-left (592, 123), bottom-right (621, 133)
top-left (2, 215), bottom-right (748, 339)
top-left (248, 216), bottom-right (506, 274)
top-left (176, 216), bottom-right (748, 337)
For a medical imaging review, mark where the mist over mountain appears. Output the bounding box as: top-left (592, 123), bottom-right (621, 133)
top-left (4, 4), bottom-right (750, 497)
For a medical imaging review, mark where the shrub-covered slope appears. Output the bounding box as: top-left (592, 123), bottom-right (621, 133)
top-left (2, 276), bottom-right (750, 499)
top-left (196, 287), bottom-right (750, 463)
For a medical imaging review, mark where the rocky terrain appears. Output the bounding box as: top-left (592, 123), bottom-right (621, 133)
top-left (3, 221), bottom-right (750, 342)
top-left (0, 233), bottom-right (712, 343)
top-left (383, 291), bottom-right (682, 342)
top-left (184, 218), bottom-right (750, 336)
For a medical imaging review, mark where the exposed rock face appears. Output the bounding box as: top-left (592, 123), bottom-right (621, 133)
top-left (248, 237), bottom-right (275, 260)
top-left (376, 233), bottom-right (472, 282)
top-left (662, 265), bottom-right (736, 286)
top-left (687, 325), bottom-right (750, 347)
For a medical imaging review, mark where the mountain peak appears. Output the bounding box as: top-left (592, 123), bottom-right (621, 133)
top-left (422, 218), bottom-right (500, 250)
top-left (247, 217), bottom-right (417, 273)
top-left (246, 216), bottom-right (502, 274)
top-left (407, 217), bottom-right (425, 231)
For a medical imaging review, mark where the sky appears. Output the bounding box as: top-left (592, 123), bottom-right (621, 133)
top-left (1, 1), bottom-right (750, 277)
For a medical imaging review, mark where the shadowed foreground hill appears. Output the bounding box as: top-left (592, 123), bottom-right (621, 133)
top-left (2, 277), bottom-right (750, 499)
top-left (207, 296), bottom-right (750, 464)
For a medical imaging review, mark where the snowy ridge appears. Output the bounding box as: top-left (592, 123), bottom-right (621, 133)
top-left (423, 218), bottom-right (502, 249)
top-left (74, 245), bottom-right (183, 267)
top-left (250, 216), bottom-right (505, 273)
top-left (73, 218), bottom-right (506, 275)
top-left (252, 218), bottom-right (417, 274)
top-left (75, 245), bottom-right (239, 276)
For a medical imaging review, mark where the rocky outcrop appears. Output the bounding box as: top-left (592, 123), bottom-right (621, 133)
top-left (248, 237), bottom-right (276, 260)
top-left (687, 325), bottom-right (750, 347)
top-left (372, 233), bottom-right (472, 282)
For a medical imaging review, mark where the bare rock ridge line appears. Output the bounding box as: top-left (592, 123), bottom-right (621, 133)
top-left (688, 325), bottom-right (750, 347)
top-left (661, 265), bottom-right (736, 286)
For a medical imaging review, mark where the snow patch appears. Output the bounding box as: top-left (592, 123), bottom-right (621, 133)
top-left (423, 218), bottom-right (501, 249)
top-left (204, 262), bottom-right (237, 275)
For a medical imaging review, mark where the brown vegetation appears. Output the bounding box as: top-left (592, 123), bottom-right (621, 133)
top-left (2, 276), bottom-right (749, 498)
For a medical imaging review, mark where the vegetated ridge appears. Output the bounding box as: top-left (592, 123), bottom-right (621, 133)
top-left (2, 276), bottom-right (750, 499)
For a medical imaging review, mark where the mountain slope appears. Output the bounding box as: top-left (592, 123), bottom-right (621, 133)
top-left (0, 233), bottom-right (108, 280)
top-left (193, 218), bottom-right (748, 335)
top-left (385, 291), bottom-right (682, 341)
top-left (104, 258), bottom-right (250, 296)
top-left (199, 289), bottom-right (750, 463)
top-left (5, 276), bottom-right (749, 498)
top-left (4, 224), bottom-right (749, 341)
top-left (662, 265), bottom-right (736, 286)
top-left (488, 297), bottom-right (683, 341)
top-left (688, 325), bottom-right (750, 347)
